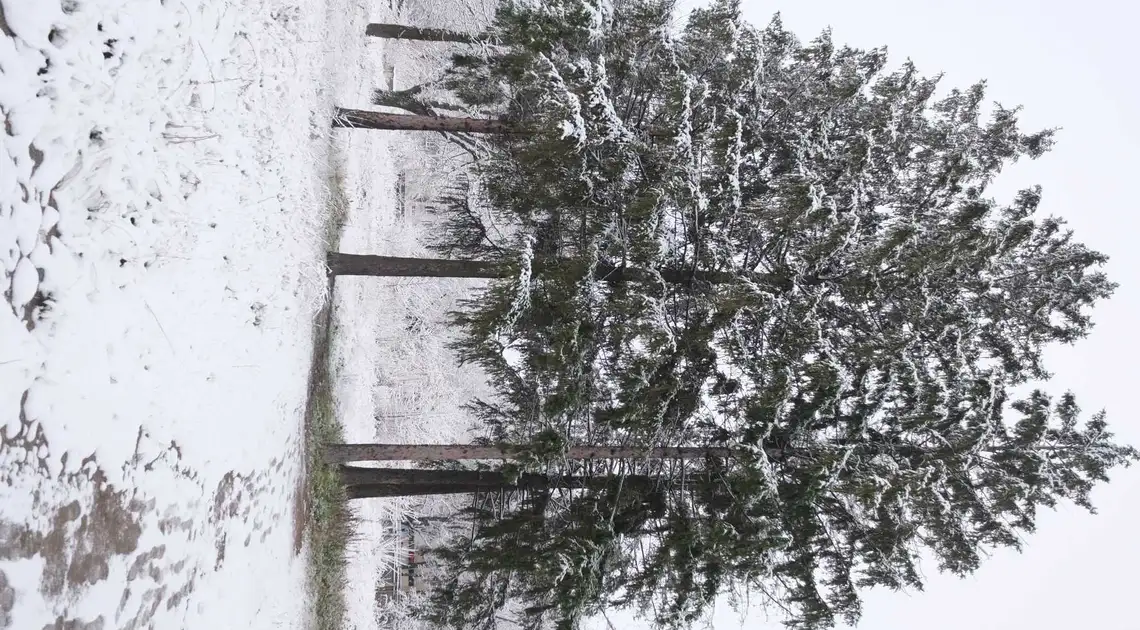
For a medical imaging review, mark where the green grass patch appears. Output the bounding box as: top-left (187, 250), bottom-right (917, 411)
top-left (304, 164), bottom-right (353, 630)
top-left (307, 364), bottom-right (353, 630)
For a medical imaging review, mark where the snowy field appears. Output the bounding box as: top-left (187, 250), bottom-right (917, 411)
top-left (0, 0), bottom-right (383, 626)
top-left (326, 0), bottom-right (498, 627)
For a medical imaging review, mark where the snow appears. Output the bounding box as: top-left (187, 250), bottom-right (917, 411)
top-left (323, 1), bottom-right (499, 626)
top-left (544, 52), bottom-right (589, 148)
top-left (8, 257), bottom-right (37, 309)
top-left (331, 135), bottom-right (493, 625)
top-left (1, 0), bottom-right (379, 626)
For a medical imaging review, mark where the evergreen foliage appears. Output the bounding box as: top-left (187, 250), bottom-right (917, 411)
top-left (405, 1), bottom-right (1136, 629)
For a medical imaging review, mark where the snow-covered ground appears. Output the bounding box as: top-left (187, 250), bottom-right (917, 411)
top-left (331, 162), bottom-right (490, 628)
top-left (326, 1), bottom-right (497, 627)
top-left (0, 0), bottom-right (382, 627)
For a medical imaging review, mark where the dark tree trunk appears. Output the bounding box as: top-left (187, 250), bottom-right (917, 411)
top-left (332, 109), bottom-right (522, 134)
top-left (339, 467), bottom-right (771, 503)
top-left (326, 252), bottom-right (752, 285)
top-left (410, 514), bottom-right (460, 525)
top-left (594, 264), bottom-right (737, 287)
top-left (332, 109), bottom-right (733, 142)
top-left (323, 443), bottom-right (741, 465)
top-left (327, 253), bottom-right (500, 278)
top-left (365, 23), bottom-right (486, 43)
top-left (339, 466), bottom-right (662, 492)
top-left (346, 483), bottom-right (496, 500)
top-left (326, 252), bottom-right (794, 294)
top-left (340, 466), bottom-right (510, 487)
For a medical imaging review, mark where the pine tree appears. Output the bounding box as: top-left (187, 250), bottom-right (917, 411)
top-left (445, 0), bottom-right (1118, 451)
top-left (406, 1), bottom-right (1134, 629)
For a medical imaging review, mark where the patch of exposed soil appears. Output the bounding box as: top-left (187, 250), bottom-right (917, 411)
top-left (118, 585), bottom-right (166, 630)
top-left (0, 390), bottom-right (53, 483)
top-left (3, 400), bottom-right (296, 627)
top-left (0, 485), bottom-right (144, 599)
top-left (0, 569), bottom-right (14, 628)
top-left (291, 456), bottom-right (309, 555)
top-left (0, 3), bottom-right (16, 38)
top-left (41, 615), bottom-right (104, 630)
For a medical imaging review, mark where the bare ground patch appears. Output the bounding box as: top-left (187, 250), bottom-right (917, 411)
top-left (1, 418), bottom-right (297, 629)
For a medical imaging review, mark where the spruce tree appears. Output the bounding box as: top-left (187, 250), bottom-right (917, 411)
top-left (375, 1), bottom-right (1137, 629)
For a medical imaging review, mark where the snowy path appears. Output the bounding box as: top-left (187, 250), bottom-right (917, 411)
top-left (0, 0), bottom-right (375, 627)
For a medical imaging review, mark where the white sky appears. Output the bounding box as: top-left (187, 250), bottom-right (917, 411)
top-left (593, 0), bottom-right (1140, 628)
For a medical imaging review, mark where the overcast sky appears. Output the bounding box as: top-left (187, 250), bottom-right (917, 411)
top-left (591, 0), bottom-right (1140, 628)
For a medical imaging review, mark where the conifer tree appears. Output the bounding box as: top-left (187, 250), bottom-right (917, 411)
top-left (343, 2), bottom-right (1135, 629)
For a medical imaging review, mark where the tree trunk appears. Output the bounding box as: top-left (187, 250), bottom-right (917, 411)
top-left (327, 253), bottom-right (500, 278)
top-left (373, 88), bottom-right (498, 119)
top-left (326, 253), bottom-right (791, 293)
top-left (332, 109), bottom-right (523, 134)
top-left (339, 466), bottom-right (661, 492)
top-left (365, 23), bottom-right (486, 43)
top-left (324, 443), bottom-right (742, 465)
top-left (410, 514), bottom-right (460, 525)
top-left (331, 110), bottom-right (751, 143)
top-left (340, 467), bottom-right (507, 487)
top-left (346, 483), bottom-right (496, 500)
top-left (344, 481), bottom-right (674, 501)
